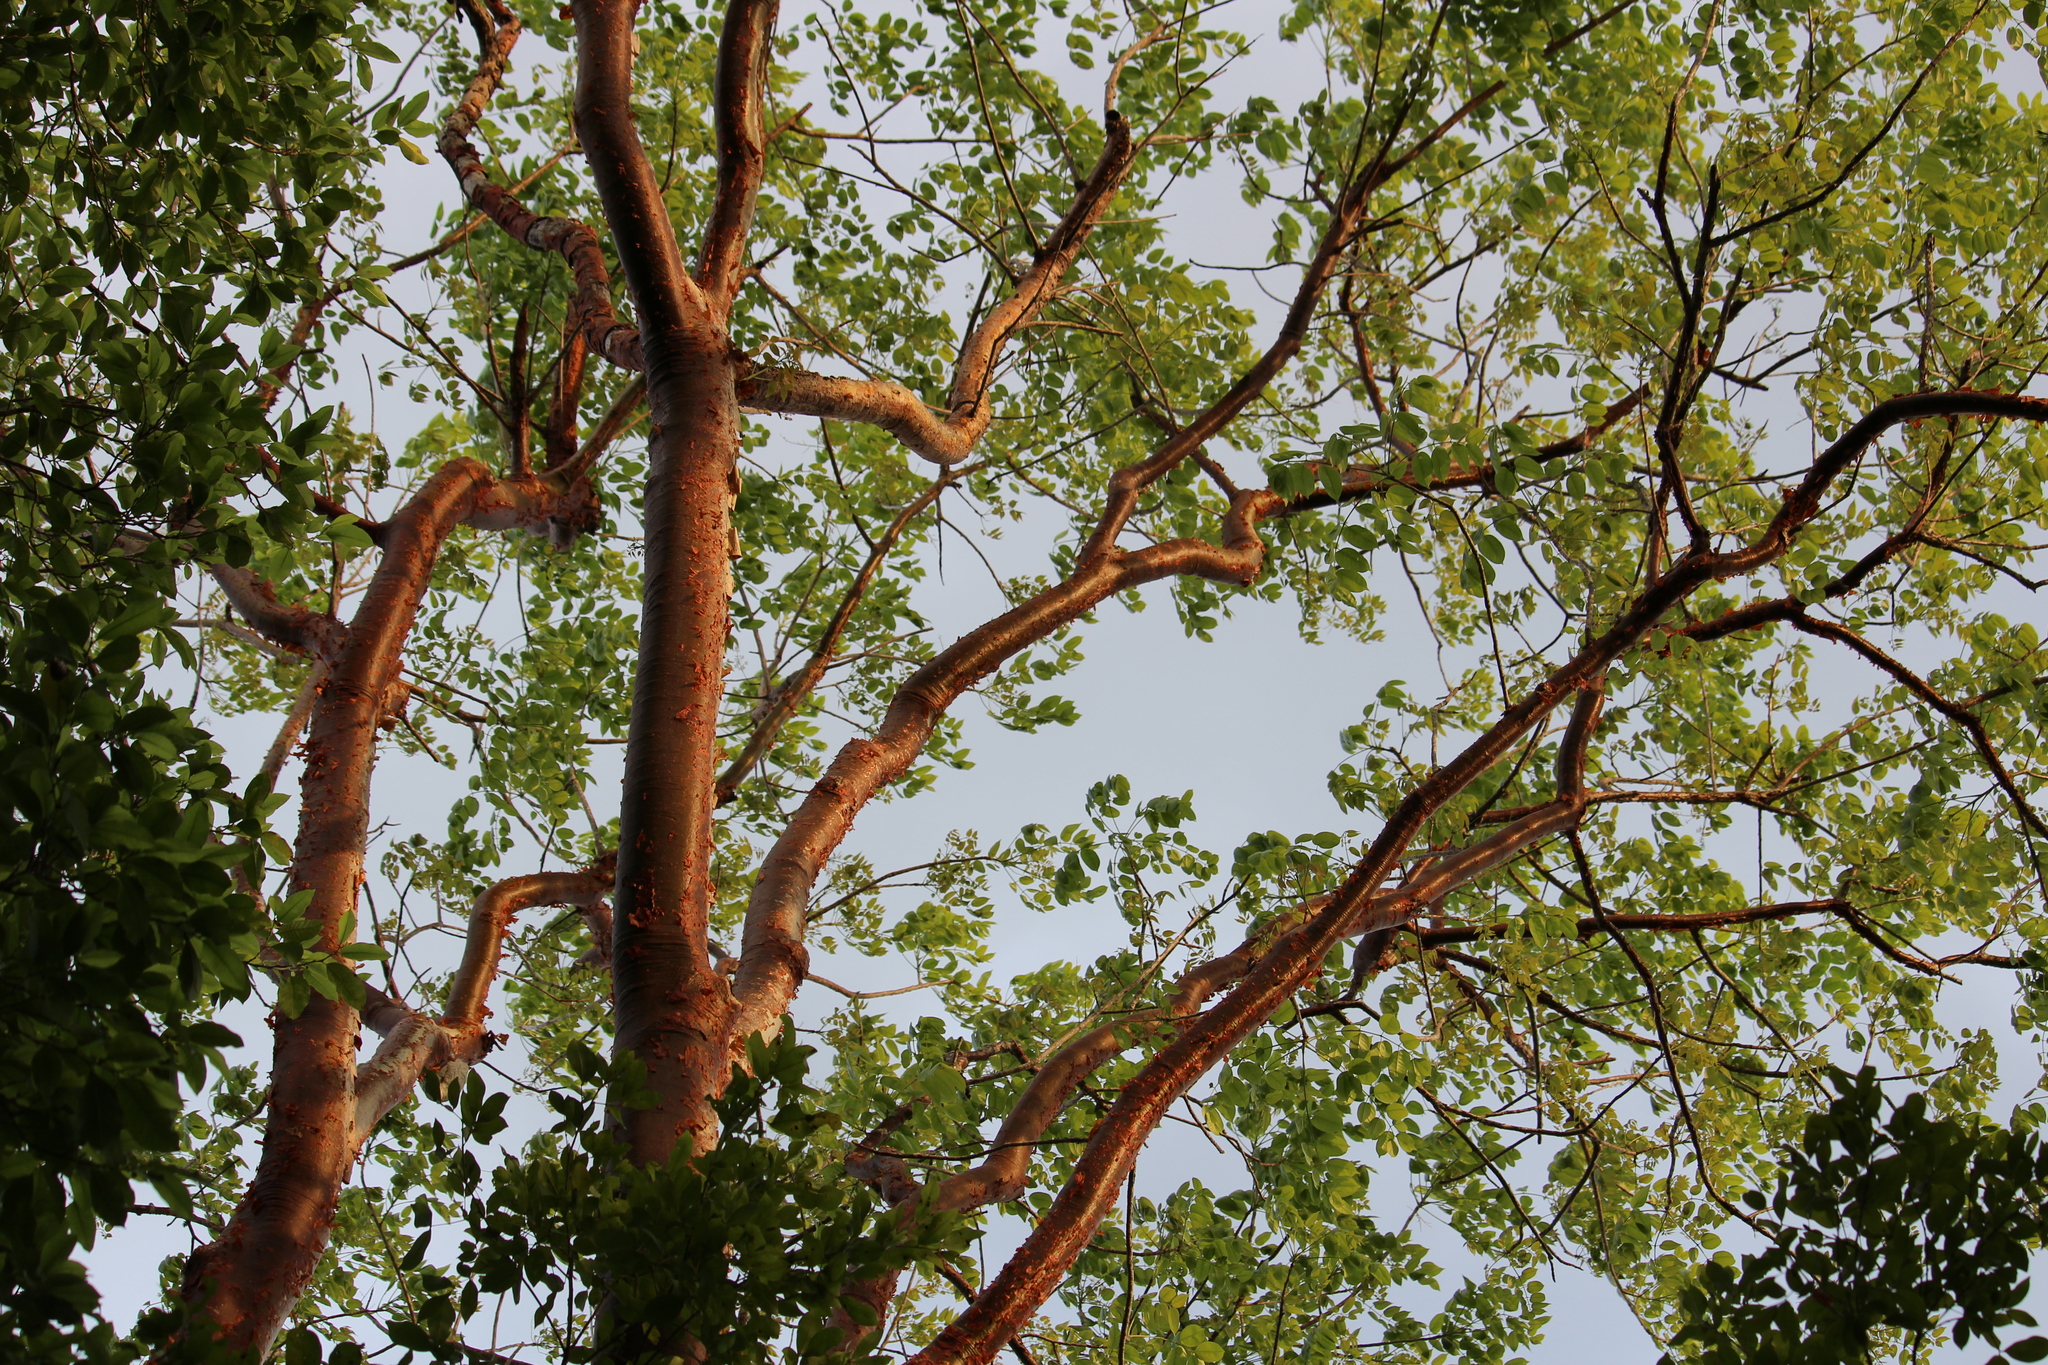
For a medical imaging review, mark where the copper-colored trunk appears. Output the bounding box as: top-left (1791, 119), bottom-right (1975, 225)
top-left (573, 0), bottom-right (746, 1166)
top-left (607, 354), bottom-right (741, 1165)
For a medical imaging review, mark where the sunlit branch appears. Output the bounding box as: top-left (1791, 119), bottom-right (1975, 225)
top-left (178, 452), bottom-right (605, 1358)
top-left (355, 858), bottom-right (615, 1136)
top-left (828, 688), bottom-right (1611, 1361)
top-left (738, 111), bottom-right (1140, 465)
top-left (698, 0), bottom-right (781, 307)
top-left (907, 386), bottom-right (2048, 1365)
top-left (441, 0), bottom-right (646, 371)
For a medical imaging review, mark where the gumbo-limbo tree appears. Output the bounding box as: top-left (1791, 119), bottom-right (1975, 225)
top-left (10, 0), bottom-right (2048, 1358)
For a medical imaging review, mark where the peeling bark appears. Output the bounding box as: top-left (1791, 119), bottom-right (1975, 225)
top-left (573, 0), bottom-right (748, 1167)
top-left (174, 0), bottom-right (2048, 1344)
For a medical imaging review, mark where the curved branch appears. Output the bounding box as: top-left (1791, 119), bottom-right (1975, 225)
top-left (737, 367), bottom-right (983, 465)
top-left (178, 459), bottom-right (602, 1358)
top-left (442, 0), bottom-right (645, 371)
top-left (827, 688), bottom-right (1610, 1359)
top-left (739, 112), bottom-right (1139, 464)
top-left (726, 491), bottom-right (1272, 1052)
top-left (207, 565), bottom-right (348, 663)
top-left (355, 860), bottom-right (614, 1134)
top-left (1065, 1), bottom-right (1650, 569)
top-left (905, 405), bottom-right (2048, 1365)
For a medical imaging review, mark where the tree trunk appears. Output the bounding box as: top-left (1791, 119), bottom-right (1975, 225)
top-left (573, 0), bottom-right (743, 1167)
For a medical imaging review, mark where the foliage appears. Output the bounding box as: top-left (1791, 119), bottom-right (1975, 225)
top-left (0, 0), bottom-right (387, 1358)
top-left (1669, 1068), bottom-right (2048, 1364)
top-left (457, 1031), bottom-right (948, 1365)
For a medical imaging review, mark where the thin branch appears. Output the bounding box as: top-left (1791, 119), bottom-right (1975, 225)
top-left (440, 2), bottom-right (645, 370)
top-left (739, 112), bottom-right (1140, 464)
top-left (715, 468), bottom-right (959, 803)
top-left (805, 974), bottom-right (937, 1000)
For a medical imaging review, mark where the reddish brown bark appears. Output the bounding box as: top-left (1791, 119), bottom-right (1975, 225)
top-left (715, 35), bottom-right (1634, 1063)
top-left (726, 494), bottom-right (1272, 1051)
top-left (721, 85), bottom-right (1451, 1048)
top-left (179, 462), bottom-right (599, 1356)
top-left (572, 0), bottom-right (756, 1166)
top-left (443, 0), bottom-right (645, 372)
top-left (735, 112), bottom-right (1139, 464)
top-left (187, 0), bottom-right (2048, 1346)
top-left (699, 0), bottom-right (781, 306)
top-left (824, 690), bottom-right (1605, 1359)
top-left (356, 863), bottom-right (614, 1135)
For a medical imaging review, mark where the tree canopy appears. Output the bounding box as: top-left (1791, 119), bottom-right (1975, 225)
top-left (6, 0), bottom-right (2048, 1360)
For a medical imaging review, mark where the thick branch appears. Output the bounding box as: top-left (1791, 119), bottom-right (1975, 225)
top-left (726, 75), bottom-right (1576, 1035)
top-left (699, 0), bottom-right (782, 306)
top-left (575, 0), bottom-right (743, 1167)
top-left (833, 687), bottom-right (1608, 1363)
top-left (908, 403), bottom-right (2048, 1365)
top-left (207, 565), bottom-right (348, 664)
top-left (833, 760), bottom-right (1604, 1353)
top-left (726, 492), bottom-right (1271, 1052)
top-left (179, 460), bottom-right (601, 1357)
